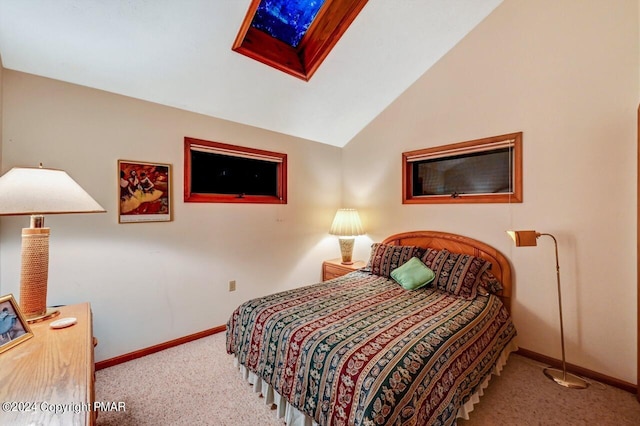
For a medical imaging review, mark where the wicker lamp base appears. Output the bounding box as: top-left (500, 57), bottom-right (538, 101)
top-left (19, 227), bottom-right (58, 323)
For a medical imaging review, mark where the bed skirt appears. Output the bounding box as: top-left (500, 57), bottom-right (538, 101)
top-left (233, 338), bottom-right (519, 426)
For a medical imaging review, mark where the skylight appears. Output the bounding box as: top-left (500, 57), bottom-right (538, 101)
top-left (233, 0), bottom-right (368, 81)
top-left (251, 0), bottom-right (326, 48)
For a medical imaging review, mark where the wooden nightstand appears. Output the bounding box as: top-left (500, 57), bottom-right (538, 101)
top-left (322, 258), bottom-right (366, 281)
top-left (0, 302), bottom-right (96, 425)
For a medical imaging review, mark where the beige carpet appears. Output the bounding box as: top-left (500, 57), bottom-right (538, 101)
top-left (96, 333), bottom-right (640, 425)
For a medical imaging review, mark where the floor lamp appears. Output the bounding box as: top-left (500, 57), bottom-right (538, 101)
top-left (0, 165), bottom-right (105, 323)
top-left (507, 230), bottom-right (588, 389)
top-left (329, 209), bottom-right (364, 265)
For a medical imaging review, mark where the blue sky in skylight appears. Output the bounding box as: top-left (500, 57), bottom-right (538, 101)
top-left (251, 0), bottom-right (326, 48)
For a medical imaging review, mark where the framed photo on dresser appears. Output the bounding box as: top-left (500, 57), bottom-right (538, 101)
top-left (0, 294), bottom-right (33, 354)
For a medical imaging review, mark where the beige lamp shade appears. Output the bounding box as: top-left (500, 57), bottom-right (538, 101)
top-left (0, 165), bottom-right (105, 322)
top-left (0, 166), bottom-right (105, 215)
top-left (329, 209), bottom-right (364, 237)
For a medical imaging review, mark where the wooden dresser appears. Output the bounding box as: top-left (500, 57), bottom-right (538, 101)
top-left (322, 258), bottom-right (366, 281)
top-left (0, 302), bottom-right (95, 426)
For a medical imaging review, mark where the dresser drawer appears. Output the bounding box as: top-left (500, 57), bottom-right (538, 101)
top-left (322, 259), bottom-right (366, 281)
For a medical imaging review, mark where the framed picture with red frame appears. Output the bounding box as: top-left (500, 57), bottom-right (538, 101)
top-left (118, 160), bottom-right (172, 223)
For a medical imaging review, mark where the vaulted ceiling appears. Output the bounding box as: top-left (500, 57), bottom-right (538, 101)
top-left (0, 0), bottom-right (502, 147)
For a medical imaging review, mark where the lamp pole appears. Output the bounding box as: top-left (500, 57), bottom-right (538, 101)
top-left (540, 233), bottom-right (588, 389)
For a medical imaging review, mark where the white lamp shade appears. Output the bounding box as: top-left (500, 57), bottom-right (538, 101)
top-left (0, 167), bottom-right (105, 215)
top-left (329, 209), bottom-right (364, 237)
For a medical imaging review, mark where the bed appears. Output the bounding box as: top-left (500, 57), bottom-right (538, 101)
top-left (227, 231), bottom-right (517, 425)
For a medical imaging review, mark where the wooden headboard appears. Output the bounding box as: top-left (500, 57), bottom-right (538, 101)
top-left (381, 231), bottom-right (512, 311)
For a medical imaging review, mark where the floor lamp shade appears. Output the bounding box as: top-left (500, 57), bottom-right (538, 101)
top-left (507, 229), bottom-right (588, 389)
top-left (329, 209), bottom-right (364, 265)
top-left (0, 166), bottom-right (105, 322)
top-left (506, 230), bottom-right (538, 247)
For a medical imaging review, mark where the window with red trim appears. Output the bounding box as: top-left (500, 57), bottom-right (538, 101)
top-left (184, 137), bottom-right (287, 204)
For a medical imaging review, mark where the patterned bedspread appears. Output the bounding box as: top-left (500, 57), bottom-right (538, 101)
top-left (227, 271), bottom-right (516, 426)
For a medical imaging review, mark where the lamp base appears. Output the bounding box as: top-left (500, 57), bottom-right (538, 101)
top-left (20, 226), bottom-right (51, 320)
top-left (26, 307), bottom-right (60, 324)
top-left (338, 237), bottom-right (355, 264)
top-left (543, 367), bottom-right (589, 389)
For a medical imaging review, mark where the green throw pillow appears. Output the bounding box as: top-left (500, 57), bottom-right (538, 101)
top-left (390, 257), bottom-right (436, 290)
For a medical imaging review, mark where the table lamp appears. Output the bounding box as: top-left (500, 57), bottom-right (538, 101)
top-left (507, 230), bottom-right (588, 389)
top-left (0, 165), bottom-right (105, 323)
top-left (329, 209), bottom-right (364, 265)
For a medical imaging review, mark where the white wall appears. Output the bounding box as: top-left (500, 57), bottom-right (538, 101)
top-left (0, 54), bottom-right (3, 162)
top-left (343, 0), bottom-right (638, 384)
top-left (0, 57), bottom-right (4, 283)
top-left (0, 71), bottom-right (343, 362)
